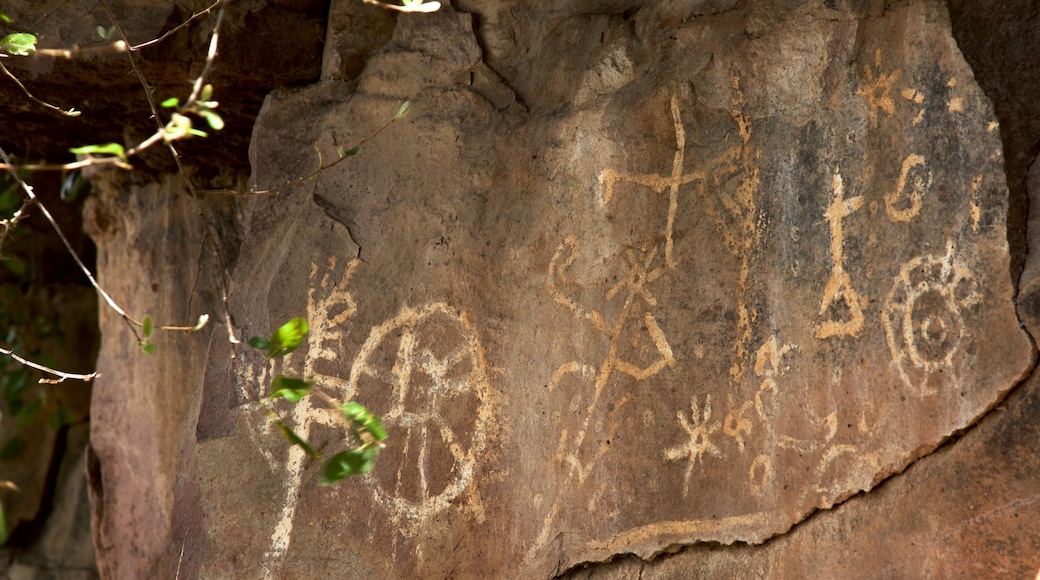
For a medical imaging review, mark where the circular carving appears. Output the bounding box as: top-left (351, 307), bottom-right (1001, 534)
top-left (882, 245), bottom-right (979, 395)
top-left (347, 303), bottom-right (492, 519)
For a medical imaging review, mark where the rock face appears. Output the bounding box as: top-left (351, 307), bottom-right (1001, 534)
top-left (10, 0), bottom-right (1026, 578)
top-left (158, 0), bottom-right (1033, 578)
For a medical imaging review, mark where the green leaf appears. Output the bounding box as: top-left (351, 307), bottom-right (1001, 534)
top-left (15, 398), bottom-right (42, 430)
top-left (0, 14), bottom-right (12, 24)
top-left (395, 100), bottom-right (411, 120)
top-left (267, 375), bottom-right (312, 403)
top-left (142, 315), bottom-right (154, 338)
top-left (69, 143), bottom-right (126, 161)
top-left (0, 437), bottom-right (26, 460)
top-left (140, 341), bottom-right (156, 355)
top-left (193, 314), bottom-right (209, 331)
top-left (319, 446), bottom-right (379, 485)
top-left (200, 109), bottom-right (224, 131)
top-left (1, 33), bottom-right (36, 56)
top-left (269, 317), bottom-right (308, 358)
top-left (200, 84), bottom-right (213, 102)
top-left (247, 336), bottom-right (269, 351)
top-left (0, 185), bottom-right (22, 216)
top-left (161, 97), bottom-right (179, 108)
top-left (343, 145), bottom-right (361, 157)
top-left (271, 415), bottom-right (319, 459)
top-left (341, 402), bottom-right (387, 441)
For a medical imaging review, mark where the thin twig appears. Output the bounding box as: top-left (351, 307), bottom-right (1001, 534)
top-left (201, 106), bottom-right (410, 197)
top-left (174, 535), bottom-right (186, 580)
top-left (29, 0), bottom-right (74, 31)
top-left (103, 0), bottom-right (234, 341)
top-left (34, 41), bottom-right (127, 59)
top-left (0, 345), bottom-right (98, 383)
top-left (99, 0), bottom-right (163, 128)
top-left (0, 156), bottom-right (131, 172)
top-left (0, 59), bottom-right (80, 116)
top-left (0, 145), bottom-right (142, 338)
top-left (181, 2), bottom-right (225, 111)
top-left (0, 198), bottom-right (32, 255)
top-left (131, 0), bottom-right (223, 51)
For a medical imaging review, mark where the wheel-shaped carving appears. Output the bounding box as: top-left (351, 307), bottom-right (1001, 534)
top-left (347, 303), bottom-right (493, 519)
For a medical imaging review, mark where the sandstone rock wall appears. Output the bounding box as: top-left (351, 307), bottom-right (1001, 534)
top-left (174, 0), bottom-right (1033, 577)
top-left (4, 0), bottom-right (1038, 578)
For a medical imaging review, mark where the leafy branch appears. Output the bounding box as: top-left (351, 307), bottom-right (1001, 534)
top-left (250, 318), bottom-right (386, 484)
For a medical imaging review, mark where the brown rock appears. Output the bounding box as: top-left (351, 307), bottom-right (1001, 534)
top-left (159, 1), bottom-right (1032, 578)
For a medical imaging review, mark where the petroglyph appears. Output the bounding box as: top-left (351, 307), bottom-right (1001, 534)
top-left (882, 240), bottom-right (980, 395)
top-left (531, 85), bottom-right (765, 562)
top-left (347, 302), bottom-right (493, 524)
top-left (599, 95), bottom-right (703, 270)
top-left (858, 48), bottom-right (900, 127)
top-left (749, 454), bottom-right (775, 497)
top-left (901, 86), bottom-right (927, 125)
top-left (531, 94), bottom-right (703, 564)
top-left (255, 256), bottom-right (362, 579)
top-left (694, 78), bottom-right (761, 381)
top-left (664, 394), bottom-right (722, 497)
top-left (886, 154), bottom-right (930, 222)
top-left (251, 258), bottom-right (492, 577)
top-left (723, 396), bottom-right (753, 453)
top-left (817, 168), bottom-right (866, 339)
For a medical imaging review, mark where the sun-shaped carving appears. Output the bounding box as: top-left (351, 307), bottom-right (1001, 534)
top-left (664, 394), bottom-right (722, 497)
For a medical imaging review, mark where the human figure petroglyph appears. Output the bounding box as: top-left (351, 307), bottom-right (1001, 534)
top-left (251, 256), bottom-right (362, 578)
top-left (817, 168), bottom-right (867, 339)
top-left (858, 48), bottom-right (900, 127)
top-left (531, 94), bottom-right (698, 564)
top-left (599, 95), bottom-right (703, 270)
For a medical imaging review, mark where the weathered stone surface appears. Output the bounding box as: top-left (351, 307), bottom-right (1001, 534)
top-left (562, 367), bottom-right (1040, 579)
top-left (0, 424), bottom-right (99, 580)
top-left (82, 173), bottom-right (232, 579)
top-left (946, 0), bottom-right (1040, 281)
top-left (570, 151), bottom-right (1040, 577)
top-left (152, 1), bottom-right (1032, 578)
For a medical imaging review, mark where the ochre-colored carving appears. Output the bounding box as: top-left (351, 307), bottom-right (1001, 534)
top-left (969, 174), bottom-right (982, 232)
top-left (817, 168), bottom-right (866, 338)
top-left (599, 95), bottom-right (703, 270)
top-left (881, 240), bottom-right (980, 395)
top-left (886, 153), bottom-right (930, 222)
top-left (723, 395), bottom-right (753, 453)
top-left (664, 394), bottom-right (722, 497)
top-left (694, 78), bottom-right (761, 381)
top-left (249, 257), bottom-right (493, 577)
top-left (858, 48), bottom-right (901, 127)
top-left (347, 302), bottom-right (493, 526)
